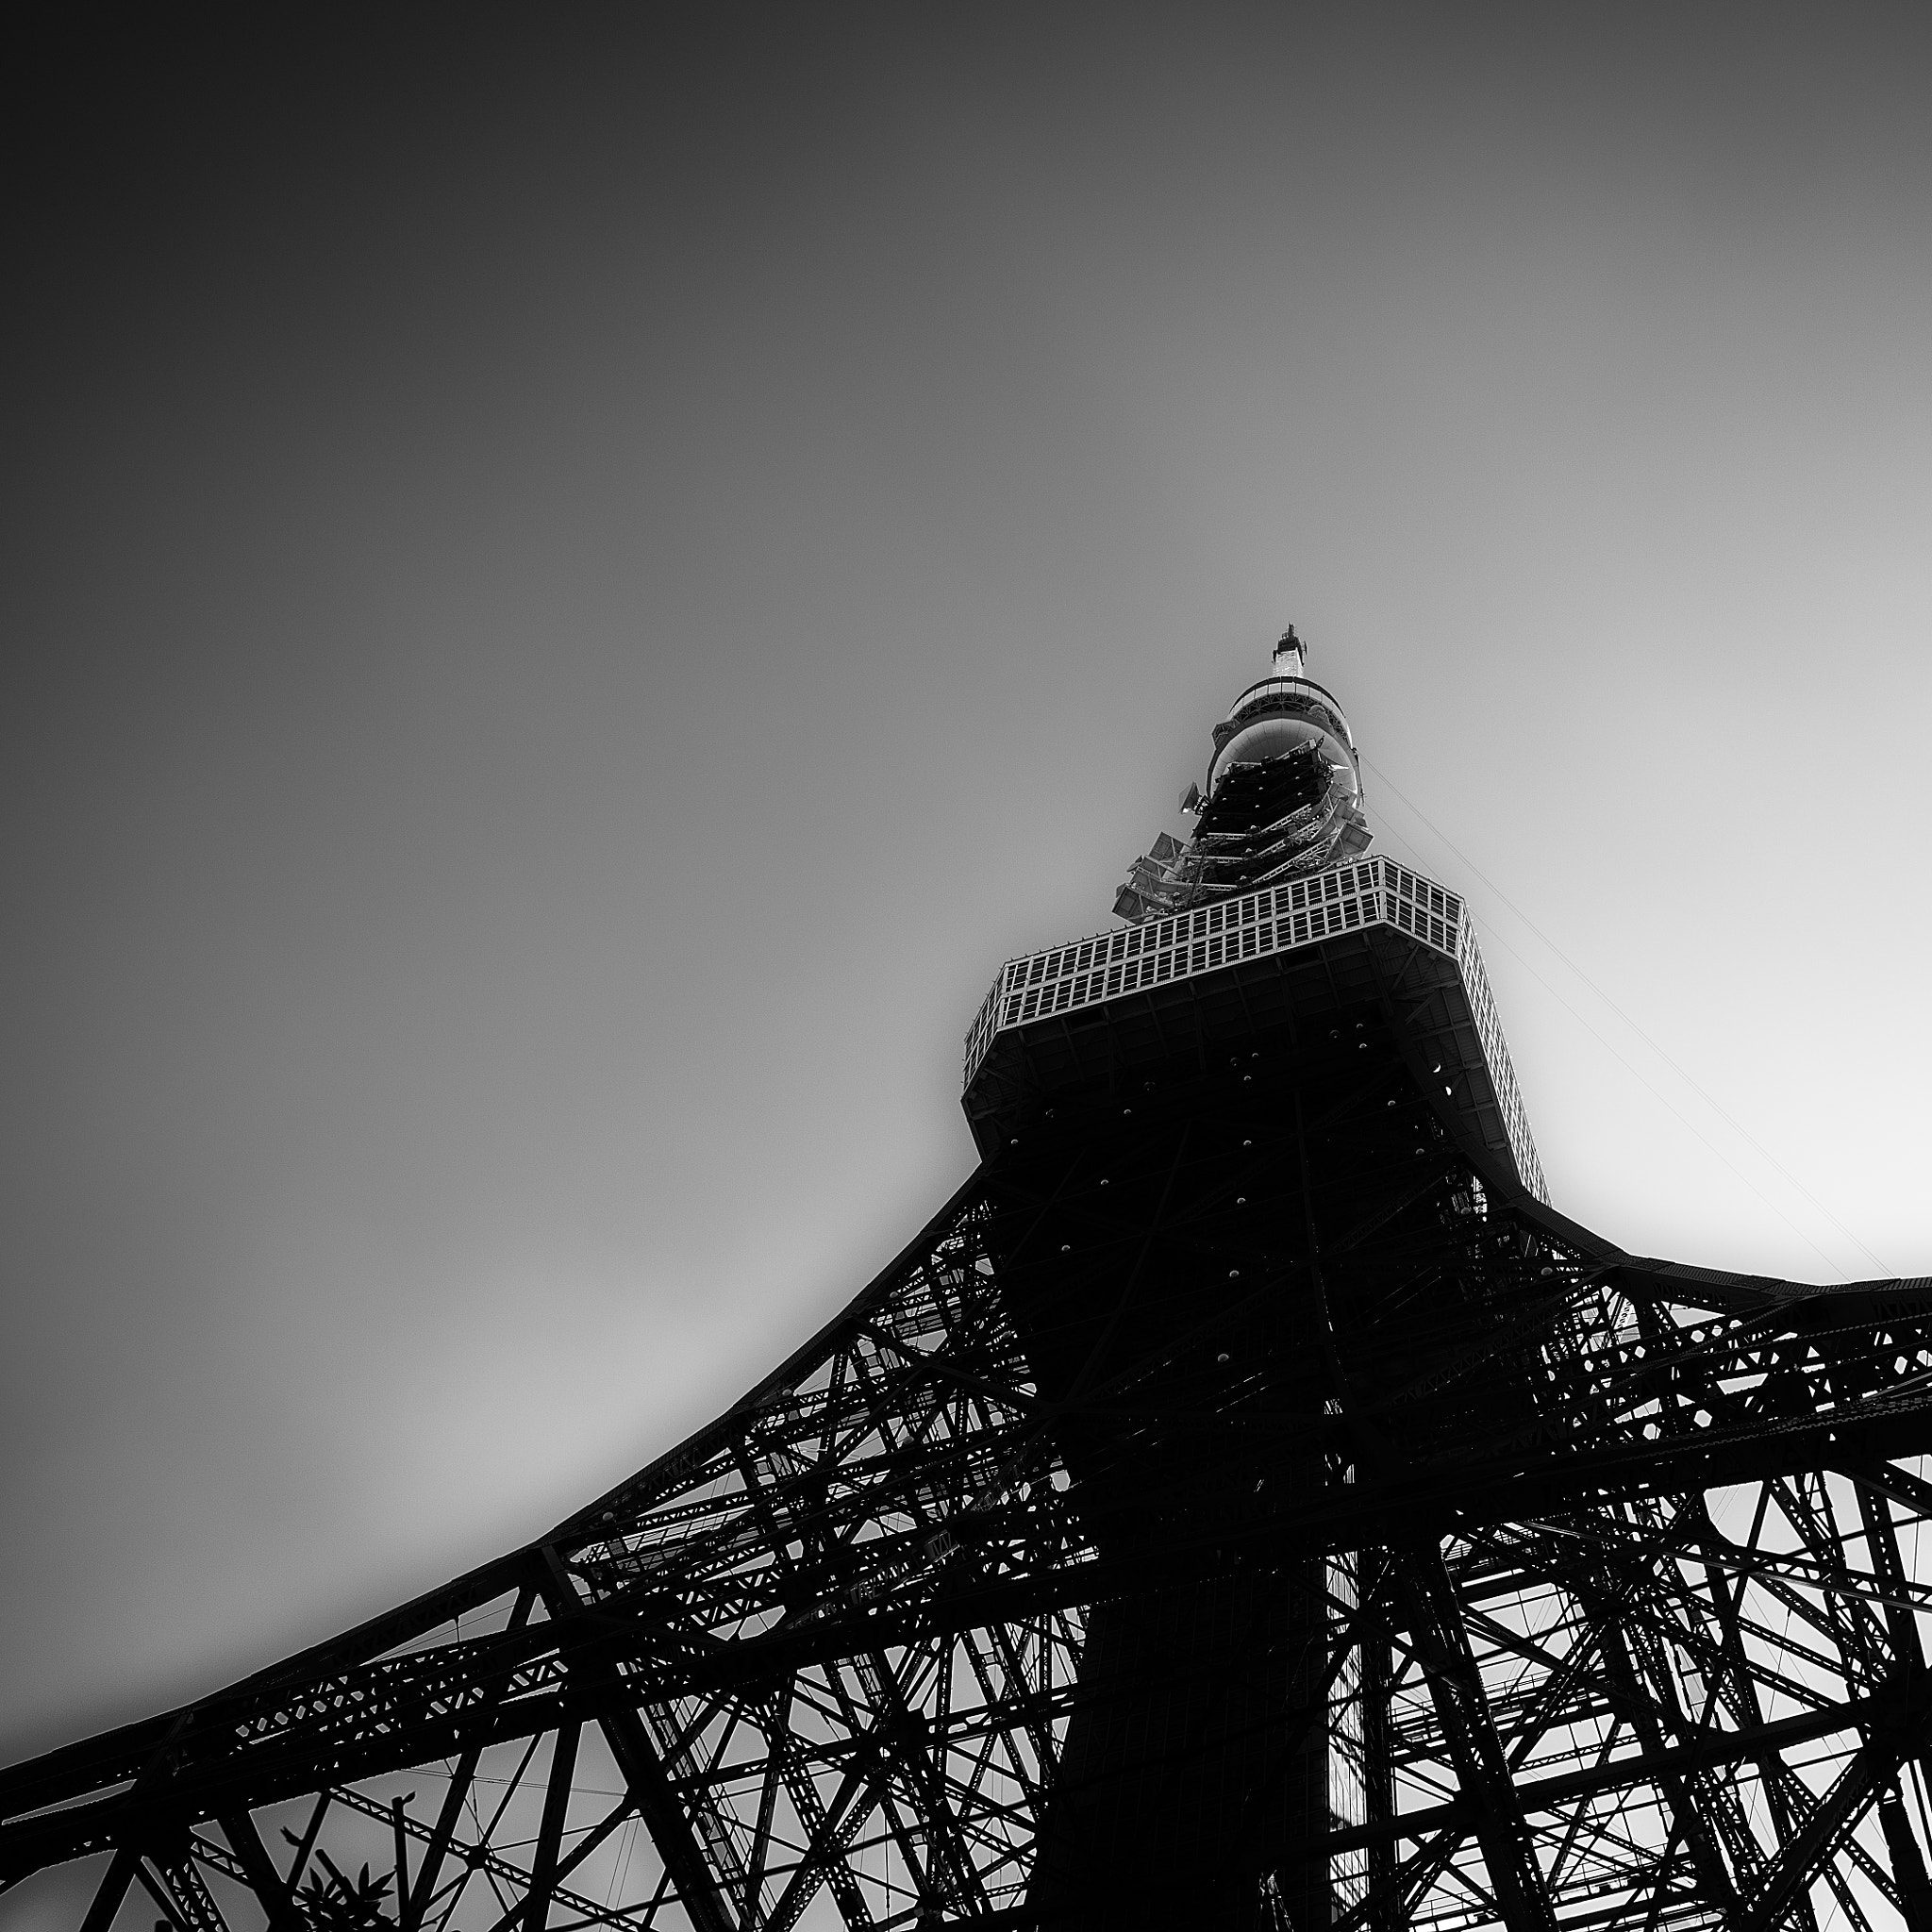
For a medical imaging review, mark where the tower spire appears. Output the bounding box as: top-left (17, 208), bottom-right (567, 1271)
top-left (1112, 625), bottom-right (1370, 924)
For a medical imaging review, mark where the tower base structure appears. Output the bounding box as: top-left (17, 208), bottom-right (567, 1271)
top-left (5, 874), bottom-right (1932, 1932)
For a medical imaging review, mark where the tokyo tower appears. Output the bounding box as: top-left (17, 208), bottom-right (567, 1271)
top-left (7, 632), bottom-right (1932, 1932)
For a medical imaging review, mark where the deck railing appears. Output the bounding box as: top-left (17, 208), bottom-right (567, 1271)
top-left (963, 856), bottom-right (1548, 1202)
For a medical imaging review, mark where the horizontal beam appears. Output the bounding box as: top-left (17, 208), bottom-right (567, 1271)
top-left (14, 1408), bottom-right (1932, 1877)
top-left (1313, 1691), bottom-right (1887, 1857)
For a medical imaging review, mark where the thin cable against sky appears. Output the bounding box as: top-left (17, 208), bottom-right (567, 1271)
top-left (1362, 755), bottom-right (1896, 1281)
top-left (1365, 817), bottom-right (1853, 1281)
top-left (1367, 753), bottom-right (1893, 1282)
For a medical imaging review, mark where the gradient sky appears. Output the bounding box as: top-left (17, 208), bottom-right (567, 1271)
top-left (4, 2), bottom-right (1930, 1857)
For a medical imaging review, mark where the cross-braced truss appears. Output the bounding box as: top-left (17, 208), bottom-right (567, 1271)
top-left (0, 1186), bottom-right (1099, 1932)
top-left (5, 1001), bottom-right (1932, 1932)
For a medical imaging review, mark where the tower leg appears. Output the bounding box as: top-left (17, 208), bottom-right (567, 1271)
top-left (77, 1848), bottom-right (139, 1932)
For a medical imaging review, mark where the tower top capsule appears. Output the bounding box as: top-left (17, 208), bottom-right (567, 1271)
top-left (1111, 625), bottom-right (1371, 924)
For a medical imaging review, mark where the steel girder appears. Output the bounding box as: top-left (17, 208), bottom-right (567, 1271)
top-left (5, 965), bottom-right (1932, 1931)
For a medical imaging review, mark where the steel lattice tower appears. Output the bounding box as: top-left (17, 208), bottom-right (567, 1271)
top-left (7, 634), bottom-right (1932, 1932)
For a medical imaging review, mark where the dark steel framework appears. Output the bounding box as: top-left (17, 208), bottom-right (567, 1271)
top-left (6, 837), bottom-right (1931, 1932)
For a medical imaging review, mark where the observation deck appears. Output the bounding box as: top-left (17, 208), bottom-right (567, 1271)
top-left (964, 853), bottom-right (1549, 1203)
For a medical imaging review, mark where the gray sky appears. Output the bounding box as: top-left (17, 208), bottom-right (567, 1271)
top-left (3, 1), bottom-right (1929, 1840)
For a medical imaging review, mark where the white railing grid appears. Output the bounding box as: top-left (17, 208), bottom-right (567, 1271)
top-left (1455, 923), bottom-right (1551, 1204)
top-left (963, 856), bottom-right (1549, 1204)
top-left (965, 858), bottom-right (1457, 1078)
